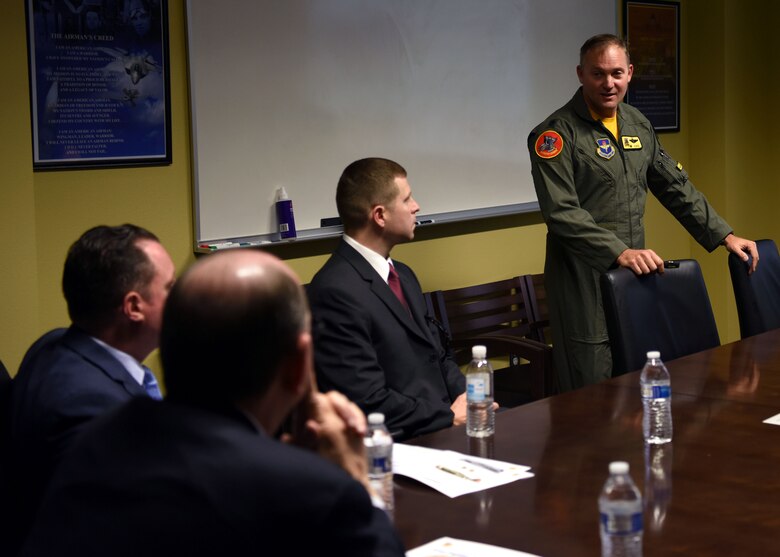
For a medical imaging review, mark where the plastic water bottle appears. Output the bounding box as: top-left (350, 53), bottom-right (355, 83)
top-left (640, 351), bottom-right (672, 444)
top-left (364, 413), bottom-right (393, 513)
top-left (275, 186), bottom-right (297, 239)
top-left (466, 345), bottom-right (495, 438)
top-left (599, 461), bottom-right (643, 557)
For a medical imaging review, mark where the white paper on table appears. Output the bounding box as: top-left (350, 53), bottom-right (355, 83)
top-left (763, 412), bottom-right (780, 425)
top-left (406, 536), bottom-right (542, 557)
top-left (393, 443), bottom-right (534, 498)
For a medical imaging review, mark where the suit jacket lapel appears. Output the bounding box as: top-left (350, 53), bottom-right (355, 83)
top-left (394, 263), bottom-right (439, 345)
top-left (336, 241), bottom-right (431, 344)
top-left (62, 327), bottom-right (146, 396)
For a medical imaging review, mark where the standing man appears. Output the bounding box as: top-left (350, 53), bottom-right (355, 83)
top-left (6, 224), bottom-right (175, 552)
top-left (528, 34), bottom-right (757, 391)
top-left (20, 250), bottom-right (404, 557)
top-left (307, 158), bottom-right (467, 440)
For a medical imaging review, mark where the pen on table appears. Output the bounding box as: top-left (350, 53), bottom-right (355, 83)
top-left (415, 219), bottom-right (435, 226)
top-left (435, 465), bottom-right (480, 482)
top-left (460, 458), bottom-right (503, 474)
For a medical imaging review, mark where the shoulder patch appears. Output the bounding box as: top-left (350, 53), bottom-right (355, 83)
top-left (534, 130), bottom-right (563, 159)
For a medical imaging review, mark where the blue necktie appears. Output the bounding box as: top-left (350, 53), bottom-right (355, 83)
top-left (142, 367), bottom-right (163, 400)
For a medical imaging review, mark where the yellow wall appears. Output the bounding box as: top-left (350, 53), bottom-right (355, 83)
top-left (685, 0), bottom-right (780, 340)
top-left (1, 0), bottom-right (776, 375)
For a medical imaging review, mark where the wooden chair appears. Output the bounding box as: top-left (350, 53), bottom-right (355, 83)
top-left (523, 273), bottom-right (551, 345)
top-left (428, 277), bottom-right (554, 405)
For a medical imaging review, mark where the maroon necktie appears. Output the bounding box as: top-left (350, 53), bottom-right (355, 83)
top-left (388, 264), bottom-right (410, 313)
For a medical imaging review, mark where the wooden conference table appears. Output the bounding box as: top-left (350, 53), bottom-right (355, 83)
top-left (394, 329), bottom-right (780, 556)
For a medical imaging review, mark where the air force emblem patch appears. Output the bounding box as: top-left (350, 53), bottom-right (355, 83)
top-left (596, 138), bottom-right (615, 160)
top-left (622, 136), bottom-right (643, 150)
top-left (535, 130), bottom-right (563, 159)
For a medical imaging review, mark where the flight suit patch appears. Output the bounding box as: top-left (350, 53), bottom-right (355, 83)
top-left (596, 138), bottom-right (615, 160)
top-left (535, 130), bottom-right (563, 159)
top-left (622, 136), bottom-right (642, 150)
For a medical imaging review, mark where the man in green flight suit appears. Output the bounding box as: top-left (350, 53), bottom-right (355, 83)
top-left (528, 34), bottom-right (758, 392)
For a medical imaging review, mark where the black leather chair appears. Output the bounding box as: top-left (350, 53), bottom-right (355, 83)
top-left (0, 358), bottom-right (11, 432)
top-left (600, 259), bottom-right (720, 376)
top-left (0, 359), bottom-right (9, 387)
top-left (0, 358), bottom-right (12, 551)
top-left (729, 238), bottom-right (780, 338)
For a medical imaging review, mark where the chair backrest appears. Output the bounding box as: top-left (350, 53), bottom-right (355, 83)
top-left (729, 238), bottom-right (780, 338)
top-left (0, 360), bottom-right (9, 385)
top-left (431, 276), bottom-right (535, 352)
top-left (0, 359), bottom-right (12, 495)
top-left (428, 277), bottom-right (554, 403)
top-left (0, 358), bottom-right (11, 430)
top-left (523, 273), bottom-right (550, 345)
top-left (600, 259), bottom-right (720, 376)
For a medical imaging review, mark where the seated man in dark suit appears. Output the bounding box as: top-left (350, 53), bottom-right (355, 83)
top-left (7, 224), bottom-right (175, 552)
top-left (20, 250), bottom-right (405, 557)
top-left (307, 158), bottom-right (468, 440)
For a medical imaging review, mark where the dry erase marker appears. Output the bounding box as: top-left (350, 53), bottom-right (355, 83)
top-left (205, 242), bottom-right (238, 250)
top-left (415, 219), bottom-right (435, 226)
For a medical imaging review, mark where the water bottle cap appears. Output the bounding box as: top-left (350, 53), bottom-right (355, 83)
top-left (367, 413), bottom-right (385, 425)
top-left (609, 461), bottom-right (629, 474)
top-left (471, 345), bottom-right (487, 359)
top-left (647, 350), bottom-right (661, 359)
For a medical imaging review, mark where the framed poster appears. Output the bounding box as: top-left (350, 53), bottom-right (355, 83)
top-left (25, 0), bottom-right (172, 169)
top-left (624, 0), bottom-right (680, 132)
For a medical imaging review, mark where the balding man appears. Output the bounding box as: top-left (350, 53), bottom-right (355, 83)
top-left (19, 250), bottom-right (405, 557)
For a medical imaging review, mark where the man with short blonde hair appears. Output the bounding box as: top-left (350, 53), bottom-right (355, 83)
top-left (308, 158), bottom-right (468, 440)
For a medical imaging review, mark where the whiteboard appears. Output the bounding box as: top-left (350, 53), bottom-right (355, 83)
top-left (186, 0), bottom-right (617, 244)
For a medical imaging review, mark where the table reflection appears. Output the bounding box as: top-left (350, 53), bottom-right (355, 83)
top-left (644, 443), bottom-right (672, 532)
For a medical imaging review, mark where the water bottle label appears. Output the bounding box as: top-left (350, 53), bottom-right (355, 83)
top-left (370, 456), bottom-right (391, 473)
top-left (641, 384), bottom-right (671, 399)
top-left (467, 378), bottom-right (486, 402)
top-left (600, 511), bottom-right (643, 534)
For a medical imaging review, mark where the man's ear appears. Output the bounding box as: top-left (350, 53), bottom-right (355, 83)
top-left (370, 204), bottom-right (387, 229)
top-left (122, 291), bottom-right (145, 323)
top-left (280, 331), bottom-right (315, 399)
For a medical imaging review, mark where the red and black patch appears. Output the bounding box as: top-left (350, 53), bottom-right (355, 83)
top-left (534, 130), bottom-right (563, 159)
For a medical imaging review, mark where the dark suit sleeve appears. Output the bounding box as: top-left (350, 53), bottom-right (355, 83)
top-left (398, 264), bottom-right (466, 401)
top-left (310, 284), bottom-right (456, 438)
top-left (319, 480), bottom-right (406, 556)
top-left (439, 344), bottom-right (467, 401)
